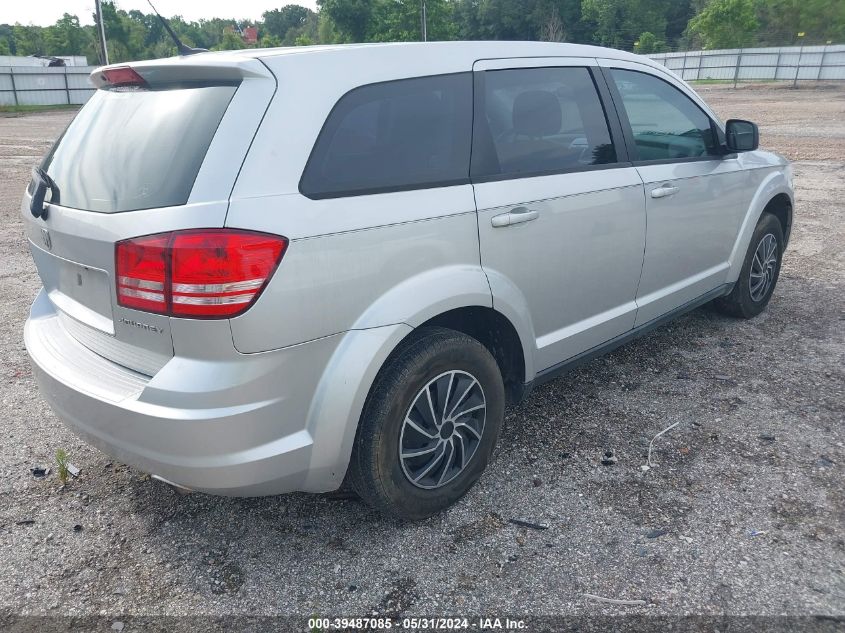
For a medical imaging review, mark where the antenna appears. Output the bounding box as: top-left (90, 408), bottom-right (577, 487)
top-left (146, 0), bottom-right (208, 56)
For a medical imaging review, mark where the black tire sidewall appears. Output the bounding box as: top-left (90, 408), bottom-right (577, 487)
top-left (718, 213), bottom-right (784, 319)
top-left (352, 328), bottom-right (505, 520)
top-left (736, 214), bottom-right (784, 316)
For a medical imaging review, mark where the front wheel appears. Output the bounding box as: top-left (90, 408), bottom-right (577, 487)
top-left (348, 327), bottom-right (505, 521)
top-left (715, 212), bottom-right (784, 319)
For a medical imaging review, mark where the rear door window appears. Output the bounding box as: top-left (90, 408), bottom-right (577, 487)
top-left (300, 73), bottom-right (473, 199)
top-left (472, 67), bottom-right (618, 180)
top-left (610, 69), bottom-right (719, 161)
top-left (42, 85), bottom-right (236, 213)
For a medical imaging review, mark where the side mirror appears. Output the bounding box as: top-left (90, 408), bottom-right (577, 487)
top-left (725, 119), bottom-right (759, 152)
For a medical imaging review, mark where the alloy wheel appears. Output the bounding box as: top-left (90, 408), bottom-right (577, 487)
top-left (399, 370), bottom-right (486, 490)
top-left (749, 233), bottom-right (778, 302)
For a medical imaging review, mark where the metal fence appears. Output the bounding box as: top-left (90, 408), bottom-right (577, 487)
top-left (0, 66), bottom-right (97, 106)
top-left (2, 43), bottom-right (844, 106)
top-left (648, 44), bottom-right (845, 86)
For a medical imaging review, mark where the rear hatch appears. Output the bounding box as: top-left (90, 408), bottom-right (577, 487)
top-left (22, 54), bottom-right (276, 375)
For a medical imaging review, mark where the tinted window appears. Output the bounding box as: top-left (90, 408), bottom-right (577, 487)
top-left (472, 67), bottom-right (617, 180)
top-left (611, 69), bottom-right (718, 161)
top-left (300, 73), bottom-right (472, 198)
top-left (43, 86), bottom-right (236, 213)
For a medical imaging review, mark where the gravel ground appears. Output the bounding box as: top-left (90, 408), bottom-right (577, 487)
top-left (0, 83), bottom-right (843, 628)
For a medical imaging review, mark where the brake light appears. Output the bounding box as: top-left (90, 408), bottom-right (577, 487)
top-left (100, 66), bottom-right (147, 89)
top-left (116, 230), bottom-right (287, 318)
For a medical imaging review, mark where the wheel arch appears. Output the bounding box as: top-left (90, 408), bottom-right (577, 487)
top-left (727, 171), bottom-right (794, 284)
top-left (417, 306), bottom-right (529, 405)
top-left (302, 266), bottom-right (535, 492)
top-left (762, 192), bottom-right (793, 246)
top-left (303, 301), bottom-right (533, 490)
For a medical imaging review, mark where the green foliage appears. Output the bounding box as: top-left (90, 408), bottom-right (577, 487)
top-left (264, 5), bottom-right (314, 40)
top-left (688, 0), bottom-right (759, 49)
top-left (317, 0), bottom-right (374, 42)
top-left (0, 0), bottom-right (841, 64)
top-left (213, 30), bottom-right (247, 51)
top-left (11, 24), bottom-right (46, 56)
top-left (757, 0), bottom-right (845, 46)
top-left (55, 449), bottom-right (69, 486)
top-left (581, 0), bottom-right (676, 49)
top-left (635, 31), bottom-right (666, 53)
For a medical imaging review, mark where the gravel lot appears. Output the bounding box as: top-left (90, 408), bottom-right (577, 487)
top-left (0, 84), bottom-right (843, 627)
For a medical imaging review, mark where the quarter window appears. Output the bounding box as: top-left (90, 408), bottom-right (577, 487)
top-left (472, 67), bottom-right (617, 180)
top-left (610, 69), bottom-right (719, 161)
top-left (300, 73), bottom-right (473, 198)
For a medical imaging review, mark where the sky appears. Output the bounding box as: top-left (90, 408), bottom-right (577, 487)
top-left (1, 0), bottom-right (319, 26)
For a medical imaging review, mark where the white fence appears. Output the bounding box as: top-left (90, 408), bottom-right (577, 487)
top-left (0, 66), bottom-right (97, 106)
top-left (2, 44), bottom-right (844, 106)
top-left (648, 44), bottom-right (845, 84)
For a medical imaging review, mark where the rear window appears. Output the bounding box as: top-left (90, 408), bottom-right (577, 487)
top-left (42, 85), bottom-right (236, 213)
top-left (300, 73), bottom-right (473, 199)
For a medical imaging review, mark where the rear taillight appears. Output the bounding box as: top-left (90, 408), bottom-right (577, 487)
top-left (116, 230), bottom-right (287, 318)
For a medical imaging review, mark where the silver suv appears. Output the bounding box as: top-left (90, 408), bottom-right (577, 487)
top-left (23, 42), bottom-right (793, 520)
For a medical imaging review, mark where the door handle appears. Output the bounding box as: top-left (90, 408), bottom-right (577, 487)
top-left (650, 185), bottom-right (680, 199)
top-left (491, 207), bottom-right (539, 228)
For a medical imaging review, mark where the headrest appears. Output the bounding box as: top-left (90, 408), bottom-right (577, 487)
top-left (389, 93), bottom-right (443, 132)
top-left (513, 90), bottom-right (561, 137)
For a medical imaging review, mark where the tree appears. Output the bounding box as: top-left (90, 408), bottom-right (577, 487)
top-left (44, 14), bottom-right (91, 55)
top-left (369, 0), bottom-right (456, 42)
top-left (11, 25), bottom-right (46, 56)
top-left (665, 0), bottom-right (694, 47)
top-left (539, 12), bottom-right (565, 42)
top-left (581, 0), bottom-right (674, 49)
top-left (318, 12), bottom-right (341, 44)
top-left (317, 0), bottom-right (375, 42)
top-left (213, 30), bottom-right (247, 51)
top-left (634, 30), bottom-right (665, 53)
top-left (263, 5), bottom-right (313, 41)
top-left (757, 0), bottom-right (845, 46)
top-left (474, 0), bottom-right (541, 40)
top-left (688, 0), bottom-right (759, 49)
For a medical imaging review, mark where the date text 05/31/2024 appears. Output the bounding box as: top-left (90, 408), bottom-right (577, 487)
top-left (307, 617), bottom-right (527, 630)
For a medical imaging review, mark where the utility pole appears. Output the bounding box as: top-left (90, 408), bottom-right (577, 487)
top-left (421, 0), bottom-right (427, 42)
top-left (95, 0), bottom-right (109, 66)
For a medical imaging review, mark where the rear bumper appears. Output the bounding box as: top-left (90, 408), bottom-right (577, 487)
top-left (24, 288), bottom-right (347, 496)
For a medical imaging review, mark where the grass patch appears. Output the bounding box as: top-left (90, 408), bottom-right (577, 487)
top-left (55, 449), bottom-right (70, 486)
top-left (0, 104), bottom-right (80, 114)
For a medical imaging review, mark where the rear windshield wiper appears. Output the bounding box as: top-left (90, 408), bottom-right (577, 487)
top-left (30, 166), bottom-right (59, 219)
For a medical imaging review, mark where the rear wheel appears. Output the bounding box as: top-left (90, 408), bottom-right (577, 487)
top-left (348, 327), bottom-right (504, 521)
top-left (715, 213), bottom-right (784, 319)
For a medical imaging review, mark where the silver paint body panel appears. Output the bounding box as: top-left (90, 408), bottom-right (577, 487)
top-left (23, 43), bottom-right (793, 495)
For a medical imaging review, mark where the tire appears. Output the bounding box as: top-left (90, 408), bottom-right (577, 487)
top-left (348, 327), bottom-right (505, 521)
top-left (715, 212), bottom-right (784, 319)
